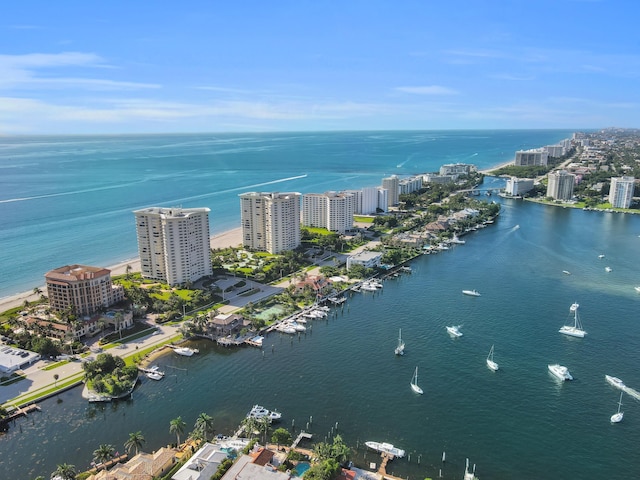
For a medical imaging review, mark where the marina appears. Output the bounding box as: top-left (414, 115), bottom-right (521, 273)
top-left (2, 182), bottom-right (640, 480)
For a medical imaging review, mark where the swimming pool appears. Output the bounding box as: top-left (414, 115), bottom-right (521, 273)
top-left (295, 462), bottom-right (310, 476)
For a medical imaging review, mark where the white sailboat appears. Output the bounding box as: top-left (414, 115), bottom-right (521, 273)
top-left (486, 345), bottom-right (499, 371)
top-left (395, 328), bottom-right (405, 356)
top-left (410, 366), bottom-right (423, 394)
top-left (611, 392), bottom-right (624, 424)
top-left (559, 302), bottom-right (587, 338)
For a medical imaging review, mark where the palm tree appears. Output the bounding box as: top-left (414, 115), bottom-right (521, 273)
top-left (241, 416), bottom-right (260, 439)
top-left (51, 463), bottom-right (76, 480)
top-left (169, 416), bottom-right (186, 447)
top-left (53, 374), bottom-right (59, 387)
top-left (194, 412), bottom-right (214, 441)
top-left (93, 443), bottom-right (115, 464)
top-left (124, 431), bottom-right (145, 456)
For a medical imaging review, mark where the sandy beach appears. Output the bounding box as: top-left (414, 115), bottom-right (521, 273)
top-left (0, 227), bottom-right (243, 313)
top-left (478, 160), bottom-right (514, 175)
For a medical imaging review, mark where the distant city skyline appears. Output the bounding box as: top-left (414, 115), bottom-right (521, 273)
top-left (2, 0), bottom-right (638, 134)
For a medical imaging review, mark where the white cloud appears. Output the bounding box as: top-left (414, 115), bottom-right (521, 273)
top-left (0, 52), bottom-right (158, 91)
top-left (395, 86), bottom-right (459, 95)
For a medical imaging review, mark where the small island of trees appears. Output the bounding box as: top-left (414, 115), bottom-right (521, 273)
top-left (82, 352), bottom-right (138, 398)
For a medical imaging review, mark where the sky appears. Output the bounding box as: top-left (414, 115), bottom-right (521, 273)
top-left (1, 0), bottom-right (638, 134)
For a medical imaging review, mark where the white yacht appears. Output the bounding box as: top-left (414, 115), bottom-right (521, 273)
top-left (548, 364), bottom-right (573, 381)
top-left (364, 441), bottom-right (405, 458)
top-left (635, 286), bottom-right (640, 293)
top-left (395, 329), bottom-right (405, 356)
top-left (486, 345), bottom-right (499, 371)
top-left (605, 375), bottom-right (626, 391)
top-left (247, 404), bottom-right (282, 422)
top-left (360, 282), bottom-right (378, 292)
top-left (605, 266), bottom-right (612, 272)
top-left (446, 325), bottom-right (463, 337)
top-left (559, 302), bottom-right (587, 338)
top-left (462, 289), bottom-right (480, 297)
top-left (145, 365), bottom-right (165, 380)
top-left (611, 392), bottom-right (624, 424)
top-left (173, 347), bottom-right (198, 356)
top-left (410, 366), bottom-right (423, 395)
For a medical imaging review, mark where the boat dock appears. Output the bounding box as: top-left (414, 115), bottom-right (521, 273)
top-left (0, 403), bottom-right (41, 425)
top-left (291, 431), bottom-right (312, 449)
top-left (373, 453), bottom-right (404, 480)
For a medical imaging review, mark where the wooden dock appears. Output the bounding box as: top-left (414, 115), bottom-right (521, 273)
top-left (0, 403), bottom-right (41, 425)
top-left (291, 431), bottom-right (312, 449)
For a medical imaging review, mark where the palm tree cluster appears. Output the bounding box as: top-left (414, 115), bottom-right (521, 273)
top-left (82, 352), bottom-right (138, 396)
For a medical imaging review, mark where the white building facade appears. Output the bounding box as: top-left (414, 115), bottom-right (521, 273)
top-left (382, 175), bottom-right (400, 207)
top-left (546, 170), bottom-right (575, 201)
top-left (240, 192), bottom-right (301, 254)
top-left (515, 149), bottom-right (549, 166)
top-left (302, 192), bottom-right (355, 234)
top-left (609, 176), bottom-right (635, 208)
top-left (133, 207), bottom-right (213, 286)
top-left (505, 177), bottom-right (535, 196)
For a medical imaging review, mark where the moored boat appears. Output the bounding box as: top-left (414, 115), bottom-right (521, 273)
top-left (173, 347), bottom-right (198, 356)
top-left (364, 441), bottom-right (405, 458)
top-left (611, 392), bottom-right (624, 424)
top-left (246, 404), bottom-right (282, 422)
top-left (446, 325), bottom-right (463, 337)
top-left (558, 302), bottom-right (587, 338)
top-left (548, 364), bottom-right (573, 381)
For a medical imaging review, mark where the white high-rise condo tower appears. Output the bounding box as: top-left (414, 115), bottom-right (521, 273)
top-left (133, 207), bottom-right (213, 286)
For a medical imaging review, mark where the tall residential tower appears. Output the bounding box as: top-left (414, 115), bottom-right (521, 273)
top-left (239, 192), bottom-right (301, 254)
top-left (133, 207), bottom-right (213, 286)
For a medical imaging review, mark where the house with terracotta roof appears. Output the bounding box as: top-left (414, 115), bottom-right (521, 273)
top-left (86, 447), bottom-right (177, 480)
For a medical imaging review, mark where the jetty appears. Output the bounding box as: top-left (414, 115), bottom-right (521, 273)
top-left (0, 403), bottom-right (41, 425)
top-left (291, 431), bottom-right (312, 449)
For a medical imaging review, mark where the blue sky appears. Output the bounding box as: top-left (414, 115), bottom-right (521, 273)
top-left (1, 0), bottom-right (638, 134)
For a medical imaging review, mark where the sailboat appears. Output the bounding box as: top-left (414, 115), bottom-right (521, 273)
top-left (611, 392), bottom-right (624, 424)
top-left (410, 366), bottom-right (423, 394)
top-left (395, 328), bottom-right (405, 356)
top-left (559, 302), bottom-right (587, 338)
top-left (486, 345), bottom-right (499, 371)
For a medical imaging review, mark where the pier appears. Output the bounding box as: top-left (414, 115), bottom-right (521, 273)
top-left (291, 431), bottom-right (312, 449)
top-left (1, 403), bottom-right (41, 425)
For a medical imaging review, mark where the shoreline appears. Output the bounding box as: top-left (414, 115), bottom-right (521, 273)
top-left (0, 227), bottom-right (243, 314)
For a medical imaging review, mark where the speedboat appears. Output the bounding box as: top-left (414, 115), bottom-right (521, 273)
top-left (605, 266), bottom-right (612, 272)
top-left (446, 325), bottom-right (463, 337)
top-left (145, 365), bottom-right (165, 380)
top-left (635, 286), bottom-right (640, 293)
top-left (364, 441), bottom-right (405, 458)
top-left (548, 364), bottom-right (573, 381)
top-left (462, 290), bottom-right (480, 297)
top-left (605, 375), bottom-right (626, 390)
top-left (562, 270), bottom-right (571, 275)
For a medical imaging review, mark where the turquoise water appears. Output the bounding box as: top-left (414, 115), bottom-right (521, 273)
top-left (0, 130), bottom-right (573, 297)
top-left (2, 188), bottom-right (639, 480)
top-left (295, 462), bottom-right (311, 475)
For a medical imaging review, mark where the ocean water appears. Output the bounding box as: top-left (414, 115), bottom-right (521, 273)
top-left (1, 191), bottom-right (640, 480)
top-left (0, 130), bottom-right (573, 298)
